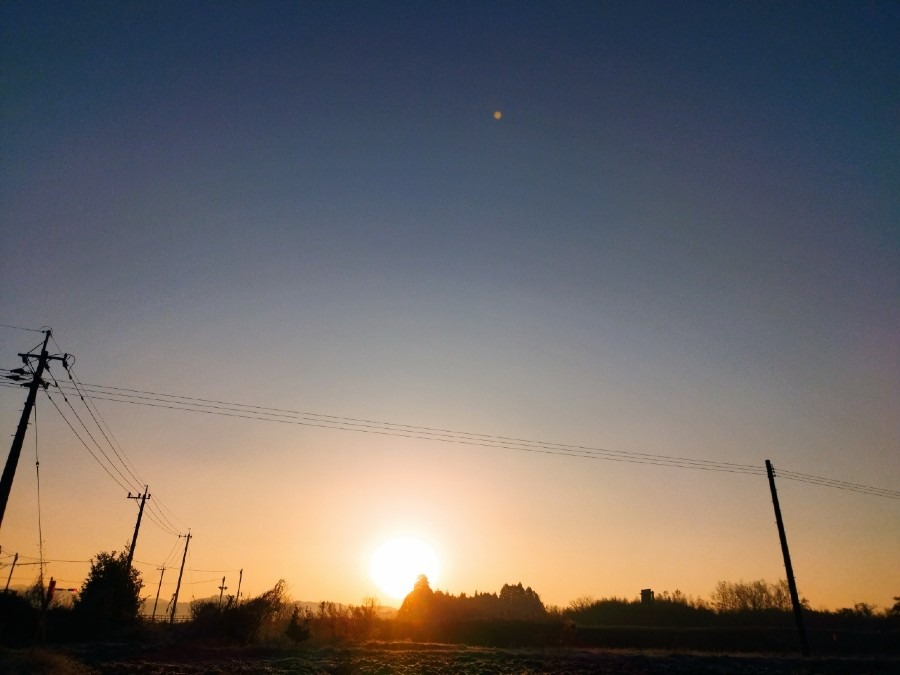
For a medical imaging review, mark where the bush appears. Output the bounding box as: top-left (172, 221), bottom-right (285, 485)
top-left (0, 592), bottom-right (38, 646)
top-left (73, 550), bottom-right (143, 638)
top-left (285, 606), bottom-right (311, 645)
top-left (188, 580), bottom-right (289, 644)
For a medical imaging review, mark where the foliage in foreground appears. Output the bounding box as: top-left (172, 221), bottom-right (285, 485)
top-left (189, 579), bottom-right (291, 643)
top-left (2, 568), bottom-right (898, 655)
top-left (0, 647), bottom-right (93, 674)
top-left (74, 550), bottom-right (144, 637)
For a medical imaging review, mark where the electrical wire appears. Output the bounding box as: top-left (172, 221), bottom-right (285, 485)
top-left (47, 380), bottom-right (765, 474)
top-left (187, 577), bottom-right (223, 585)
top-left (44, 355), bottom-right (185, 534)
top-left (43, 391), bottom-right (133, 494)
top-left (43, 367), bottom-right (139, 492)
top-left (33, 400), bottom-right (46, 589)
top-left (0, 381), bottom-right (186, 535)
top-left (6, 381), bottom-right (898, 502)
top-left (140, 508), bottom-right (180, 537)
top-left (6, 336), bottom-right (185, 538)
top-left (9, 553), bottom-right (90, 563)
top-left (774, 469), bottom-right (899, 499)
top-left (0, 362), bottom-right (134, 515)
top-left (59, 354), bottom-right (144, 489)
top-left (161, 537), bottom-right (183, 570)
top-left (30, 339), bottom-right (187, 535)
top-left (149, 497), bottom-right (188, 533)
top-left (42, 379), bottom-right (900, 497)
top-left (0, 322), bottom-right (46, 333)
top-left (8, 374), bottom-right (896, 499)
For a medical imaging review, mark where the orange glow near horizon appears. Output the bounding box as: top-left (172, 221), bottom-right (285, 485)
top-left (369, 536), bottom-right (440, 600)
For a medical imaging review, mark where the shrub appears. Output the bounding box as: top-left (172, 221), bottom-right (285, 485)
top-left (73, 550), bottom-right (143, 638)
top-left (0, 592), bottom-right (38, 646)
top-left (187, 580), bottom-right (289, 644)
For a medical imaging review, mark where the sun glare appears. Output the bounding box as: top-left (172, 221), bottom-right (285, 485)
top-left (369, 536), bottom-right (440, 600)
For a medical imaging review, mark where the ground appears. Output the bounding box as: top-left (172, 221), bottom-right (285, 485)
top-left (4, 643), bottom-right (898, 675)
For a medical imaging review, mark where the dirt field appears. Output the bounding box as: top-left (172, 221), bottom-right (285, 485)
top-left (13, 642), bottom-right (893, 675)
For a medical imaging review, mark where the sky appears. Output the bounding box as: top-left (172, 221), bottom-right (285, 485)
top-left (1, 1), bottom-right (898, 612)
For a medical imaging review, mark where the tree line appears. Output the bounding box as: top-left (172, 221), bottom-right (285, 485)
top-left (1, 548), bottom-right (898, 652)
top-left (396, 575), bottom-right (546, 623)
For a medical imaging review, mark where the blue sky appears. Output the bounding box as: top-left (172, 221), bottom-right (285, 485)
top-left (1, 1), bottom-right (897, 609)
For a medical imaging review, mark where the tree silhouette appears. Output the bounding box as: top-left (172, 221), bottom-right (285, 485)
top-left (396, 578), bottom-right (551, 625)
top-left (285, 605), bottom-right (311, 645)
top-left (397, 574), bottom-right (434, 622)
top-left (189, 579), bottom-right (289, 643)
top-left (710, 579), bottom-right (800, 613)
top-left (74, 550), bottom-right (143, 636)
top-left (498, 583), bottom-right (546, 620)
top-left (889, 596), bottom-right (900, 617)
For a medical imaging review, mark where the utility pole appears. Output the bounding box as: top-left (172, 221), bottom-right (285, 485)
top-left (1, 330), bottom-right (66, 529)
top-left (766, 459), bottom-right (810, 657)
top-left (151, 566), bottom-right (165, 620)
top-left (4, 552), bottom-right (17, 591)
top-left (125, 486), bottom-right (151, 568)
top-left (170, 530), bottom-right (191, 624)
top-left (218, 576), bottom-right (227, 607)
top-left (235, 568), bottom-right (243, 605)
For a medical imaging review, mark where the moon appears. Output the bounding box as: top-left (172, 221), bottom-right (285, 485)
top-left (369, 536), bottom-right (440, 600)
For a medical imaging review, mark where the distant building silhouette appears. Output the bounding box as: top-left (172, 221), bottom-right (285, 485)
top-left (641, 588), bottom-right (655, 605)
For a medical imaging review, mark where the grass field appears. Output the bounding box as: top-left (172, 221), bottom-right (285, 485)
top-left (5, 643), bottom-right (898, 675)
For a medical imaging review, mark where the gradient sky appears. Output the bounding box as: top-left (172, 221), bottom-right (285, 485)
top-left (1, 2), bottom-right (898, 611)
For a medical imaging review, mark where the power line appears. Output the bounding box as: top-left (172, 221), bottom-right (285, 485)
top-left (774, 469), bottom-right (899, 499)
top-left (0, 322), bottom-right (47, 334)
top-left (43, 391), bottom-right (133, 494)
top-left (61, 361), bottom-right (184, 536)
top-left (58, 355), bottom-right (145, 489)
top-left (10, 554), bottom-right (90, 563)
top-left (43, 381), bottom-right (900, 495)
top-left (44, 380), bottom-right (766, 473)
top-left (11, 376), bottom-right (895, 499)
top-left (33, 398), bottom-right (45, 589)
top-left (187, 577), bottom-right (225, 585)
top-left (50, 338), bottom-right (150, 494)
top-left (160, 536), bottom-right (184, 570)
top-left (141, 508), bottom-right (181, 538)
top-left (43, 368), bottom-right (140, 493)
top-left (67, 391), bottom-right (764, 471)
top-left (2, 380), bottom-right (186, 535)
top-left (0, 329), bottom-right (60, 528)
top-left (150, 496), bottom-right (188, 533)
top-left (4, 335), bottom-right (188, 537)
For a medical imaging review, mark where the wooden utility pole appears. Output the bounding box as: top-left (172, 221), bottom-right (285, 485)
top-left (170, 530), bottom-right (191, 624)
top-left (218, 576), bottom-right (227, 607)
top-left (766, 459), bottom-right (810, 656)
top-left (126, 486), bottom-right (151, 568)
top-left (235, 568), bottom-right (243, 605)
top-left (151, 566), bottom-right (165, 620)
top-left (4, 552), bottom-right (17, 591)
top-left (0, 330), bottom-right (66, 529)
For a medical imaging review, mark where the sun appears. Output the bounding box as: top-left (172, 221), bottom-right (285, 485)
top-left (369, 536), bottom-right (440, 600)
